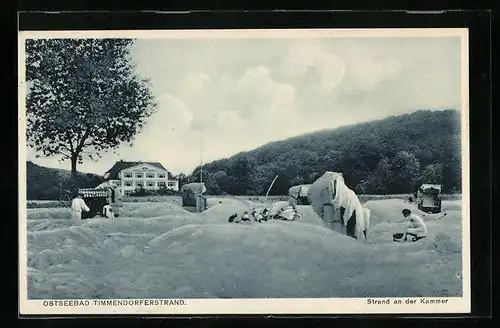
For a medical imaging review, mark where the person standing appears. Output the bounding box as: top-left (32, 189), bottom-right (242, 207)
top-left (110, 185), bottom-right (122, 217)
top-left (71, 192), bottom-right (90, 220)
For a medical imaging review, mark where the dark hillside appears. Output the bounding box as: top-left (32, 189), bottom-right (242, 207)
top-left (187, 109), bottom-right (461, 195)
top-left (27, 161), bottom-right (104, 200)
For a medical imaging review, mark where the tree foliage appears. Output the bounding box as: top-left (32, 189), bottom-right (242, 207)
top-left (186, 109), bottom-right (462, 195)
top-left (25, 38), bottom-right (157, 175)
top-left (387, 151), bottom-right (422, 193)
top-left (422, 163), bottom-right (444, 184)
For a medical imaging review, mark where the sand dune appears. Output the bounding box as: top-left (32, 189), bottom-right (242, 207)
top-left (25, 198), bottom-right (463, 299)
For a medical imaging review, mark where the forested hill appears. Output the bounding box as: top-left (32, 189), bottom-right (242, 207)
top-left (186, 109), bottom-right (462, 195)
top-left (27, 161), bottom-right (105, 200)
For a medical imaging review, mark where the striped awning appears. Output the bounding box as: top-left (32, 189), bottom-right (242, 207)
top-left (79, 188), bottom-right (110, 198)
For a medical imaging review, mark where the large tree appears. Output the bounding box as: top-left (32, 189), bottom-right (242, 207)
top-left (25, 38), bottom-right (157, 175)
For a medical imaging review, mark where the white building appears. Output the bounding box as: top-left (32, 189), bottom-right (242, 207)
top-left (100, 161), bottom-right (179, 196)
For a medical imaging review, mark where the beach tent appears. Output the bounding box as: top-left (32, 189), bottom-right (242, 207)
top-left (307, 172), bottom-right (366, 239)
top-left (180, 183), bottom-right (207, 212)
top-left (416, 184), bottom-right (442, 213)
top-left (288, 184), bottom-right (311, 205)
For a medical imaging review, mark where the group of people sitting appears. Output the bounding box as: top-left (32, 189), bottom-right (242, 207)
top-left (228, 204), bottom-right (302, 224)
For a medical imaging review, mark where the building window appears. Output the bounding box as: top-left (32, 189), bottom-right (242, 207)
top-left (124, 180), bottom-right (132, 187)
top-left (147, 181), bottom-right (155, 187)
top-left (136, 181), bottom-right (144, 188)
top-left (158, 173), bottom-right (166, 178)
top-left (168, 181), bottom-right (176, 187)
top-left (146, 173), bottom-right (155, 178)
top-left (135, 173), bottom-right (143, 178)
top-left (124, 190), bottom-right (132, 196)
top-left (124, 172), bottom-right (133, 178)
top-left (157, 181), bottom-right (166, 188)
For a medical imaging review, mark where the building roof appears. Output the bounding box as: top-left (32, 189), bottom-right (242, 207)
top-left (420, 184), bottom-right (442, 192)
top-left (181, 183), bottom-right (206, 194)
top-left (104, 161), bottom-right (175, 180)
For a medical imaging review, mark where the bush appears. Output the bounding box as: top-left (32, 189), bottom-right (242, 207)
top-left (127, 187), bottom-right (180, 197)
top-left (27, 201), bottom-right (68, 209)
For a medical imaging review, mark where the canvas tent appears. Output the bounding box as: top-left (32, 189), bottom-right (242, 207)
top-left (307, 172), bottom-right (367, 239)
top-left (268, 201), bottom-right (292, 217)
top-left (307, 172), bottom-right (344, 232)
top-left (288, 184), bottom-right (311, 205)
top-left (181, 183), bottom-right (207, 212)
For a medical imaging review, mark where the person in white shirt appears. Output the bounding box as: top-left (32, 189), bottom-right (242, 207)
top-left (71, 193), bottom-right (90, 220)
top-left (394, 208), bottom-right (428, 242)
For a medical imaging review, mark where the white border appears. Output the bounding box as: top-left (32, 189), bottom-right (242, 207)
top-left (18, 28), bottom-right (470, 315)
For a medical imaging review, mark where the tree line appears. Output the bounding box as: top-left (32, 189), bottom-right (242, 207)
top-left (184, 109), bottom-right (462, 195)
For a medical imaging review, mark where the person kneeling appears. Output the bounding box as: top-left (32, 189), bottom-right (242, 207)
top-left (393, 208), bottom-right (428, 242)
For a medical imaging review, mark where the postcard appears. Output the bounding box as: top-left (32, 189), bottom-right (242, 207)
top-left (18, 27), bottom-right (470, 315)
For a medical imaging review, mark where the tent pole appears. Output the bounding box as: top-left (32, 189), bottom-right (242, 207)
top-left (265, 175), bottom-right (279, 201)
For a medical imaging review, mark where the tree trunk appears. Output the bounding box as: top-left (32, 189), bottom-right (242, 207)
top-left (71, 155), bottom-right (78, 177)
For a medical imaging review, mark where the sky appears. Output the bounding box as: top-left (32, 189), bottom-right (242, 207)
top-left (25, 33), bottom-right (463, 176)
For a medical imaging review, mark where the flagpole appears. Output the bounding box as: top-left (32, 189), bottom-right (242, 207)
top-left (199, 132), bottom-right (203, 189)
top-left (198, 132), bottom-right (204, 212)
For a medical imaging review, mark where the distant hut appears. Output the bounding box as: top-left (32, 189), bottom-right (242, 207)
top-left (181, 182), bottom-right (207, 213)
top-left (288, 184), bottom-right (311, 205)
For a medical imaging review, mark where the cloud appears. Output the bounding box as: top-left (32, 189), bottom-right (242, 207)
top-left (150, 94), bottom-right (194, 131)
top-left (214, 109), bottom-right (246, 130)
top-left (234, 65), bottom-right (296, 119)
top-left (176, 70), bottom-right (211, 96)
top-left (344, 58), bottom-right (403, 91)
top-left (182, 65), bottom-right (296, 134)
top-left (281, 42), bottom-right (346, 93)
